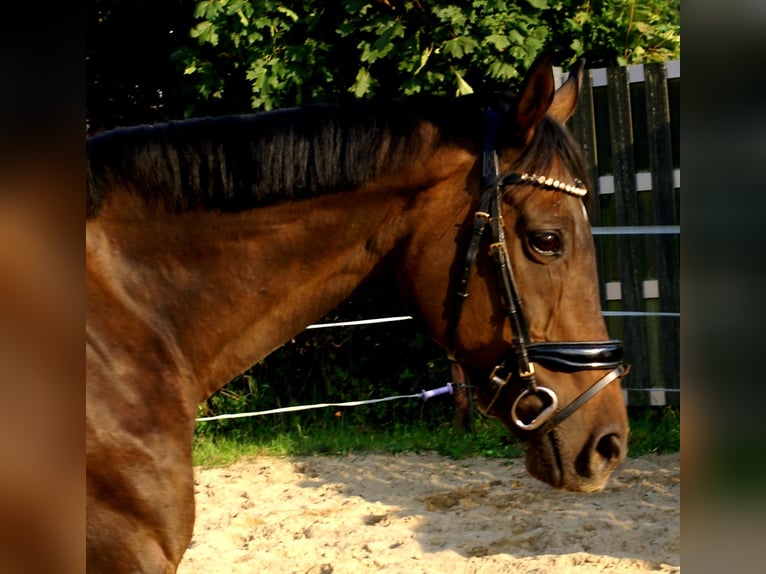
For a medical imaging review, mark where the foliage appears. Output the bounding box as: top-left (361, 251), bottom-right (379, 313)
top-left (173, 0), bottom-right (680, 116)
top-left (192, 406), bottom-right (679, 468)
top-left (545, 0), bottom-right (681, 67)
top-left (624, 406), bottom-right (680, 455)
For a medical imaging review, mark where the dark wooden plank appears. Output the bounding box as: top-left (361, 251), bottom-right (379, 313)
top-left (569, 68), bottom-right (600, 226)
top-left (645, 64), bottom-right (676, 226)
top-left (568, 68), bottom-right (613, 311)
top-left (589, 76), bottom-right (623, 340)
top-left (644, 62), bottom-right (680, 394)
top-left (606, 65), bottom-right (649, 398)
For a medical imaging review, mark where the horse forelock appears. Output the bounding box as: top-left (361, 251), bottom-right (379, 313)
top-left (85, 98), bottom-right (490, 219)
top-left (505, 115), bottom-right (591, 197)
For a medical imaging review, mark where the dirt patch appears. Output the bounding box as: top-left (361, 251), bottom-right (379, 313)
top-left (179, 452), bottom-right (679, 573)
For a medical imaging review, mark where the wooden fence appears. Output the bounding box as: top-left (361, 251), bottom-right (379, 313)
top-left (554, 61), bottom-right (681, 406)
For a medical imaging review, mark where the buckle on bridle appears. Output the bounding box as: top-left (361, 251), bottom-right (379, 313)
top-left (518, 361), bottom-right (535, 379)
top-left (484, 360), bottom-right (537, 416)
top-left (482, 364), bottom-right (511, 415)
top-left (489, 241), bottom-right (506, 257)
top-left (488, 364), bottom-right (512, 387)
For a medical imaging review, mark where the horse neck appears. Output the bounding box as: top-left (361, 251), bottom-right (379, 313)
top-left (87, 187), bottom-right (414, 402)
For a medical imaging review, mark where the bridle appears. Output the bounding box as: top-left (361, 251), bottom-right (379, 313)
top-left (447, 107), bottom-right (629, 436)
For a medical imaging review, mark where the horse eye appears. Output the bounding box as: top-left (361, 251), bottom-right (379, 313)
top-left (528, 231), bottom-right (562, 256)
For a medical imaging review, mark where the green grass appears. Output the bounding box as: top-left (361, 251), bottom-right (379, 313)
top-left (192, 406), bottom-right (679, 468)
top-left (625, 405), bottom-right (681, 456)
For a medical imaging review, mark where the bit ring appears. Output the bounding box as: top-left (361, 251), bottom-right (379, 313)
top-left (510, 386), bottom-right (559, 431)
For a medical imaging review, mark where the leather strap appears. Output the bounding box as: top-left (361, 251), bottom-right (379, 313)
top-left (446, 108), bottom-right (501, 355)
top-left (488, 180), bottom-right (536, 386)
top-left (534, 364), bottom-right (629, 435)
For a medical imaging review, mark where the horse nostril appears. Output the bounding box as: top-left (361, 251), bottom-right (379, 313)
top-left (596, 433), bottom-right (623, 462)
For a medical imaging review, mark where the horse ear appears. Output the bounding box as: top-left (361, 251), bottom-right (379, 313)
top-left (513, 53), bottom-right (556, 143)
top-left (548, 59), bottom-right (585, 124)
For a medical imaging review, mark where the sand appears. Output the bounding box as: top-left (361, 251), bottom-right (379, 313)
top-left (178, 452), bottom-right (679, 574)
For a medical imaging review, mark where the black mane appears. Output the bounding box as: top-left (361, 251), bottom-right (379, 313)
top-left (86, 94), bottom-right (588, 219)
top-left (86, 97), bottom-right (491, 218)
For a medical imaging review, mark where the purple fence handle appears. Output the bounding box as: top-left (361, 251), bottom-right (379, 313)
top-left (420, 383), bottom-right (454, 401)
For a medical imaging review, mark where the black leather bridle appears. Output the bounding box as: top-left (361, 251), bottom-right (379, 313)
top-left (447, 108), bottom-right (629, 435)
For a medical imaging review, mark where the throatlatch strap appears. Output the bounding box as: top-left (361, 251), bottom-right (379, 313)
top-left (447, 108), bottom-right (502, 354)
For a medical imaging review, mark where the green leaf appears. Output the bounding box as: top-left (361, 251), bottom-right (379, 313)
top-left (277, 6), bottom-right (299, 22)
top-left (359, 41), bottom-right (377, 64)
top-left (488, 61), bottom-right (517, 80)
top-left (414, 45), bottom-right (433, 74)
top-left (453, 70), bottom-right (474, 96)
top-left (443, 36), bottom-right (479, 58)
top-left (525, 0), bottom-right (549, 8)
top-left (225, 0), bottom-right (245, 16)
top-left (195, 0), bottom-right (222, 20)
top-left (433, 5), bottom-right (467, 28)
top-left (507, 29), bottom-right (525, 45)
top-left (350, 67), bottom-right (372, 98)
top-left (372, 21), bottom-right (405, 57)
top-left (485, 34), bottom-right (511, 51)
top-left (190, 21), bottom-right (210, 39)
top-left (634, 22), bottom-right (653, 35)
top-left (191, 20), bottom-right (221, 46)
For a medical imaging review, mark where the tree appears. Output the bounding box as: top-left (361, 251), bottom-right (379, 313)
top-left (545, 0), bottom-right (681, 67)
top-left (86, 1), bottom-right (680, 124)
top-left (173, 0), bottom-right (680, 115)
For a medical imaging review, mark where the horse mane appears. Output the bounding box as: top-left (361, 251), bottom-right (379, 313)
top-left (86, 97), bottom-right (493, 218)
top-left (86, 94), bottom-right (587, 219)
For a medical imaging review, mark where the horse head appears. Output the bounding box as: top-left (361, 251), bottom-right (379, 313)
top-left (399, 55), bottom-right (629, 492)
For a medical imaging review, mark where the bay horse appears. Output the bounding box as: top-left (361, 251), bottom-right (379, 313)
top-left (86, 55), bottom-right (629, 572)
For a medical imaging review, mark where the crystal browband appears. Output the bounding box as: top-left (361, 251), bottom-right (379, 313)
top-left (504, 172), bottom-right (588, 197)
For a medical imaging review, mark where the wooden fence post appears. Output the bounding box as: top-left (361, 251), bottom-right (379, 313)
top-left (606, 65), bottom-right (651, 400)
top-left (450, 362), bottom-right (473, 433)
top-left (645, 63), bottom-right (680, 403)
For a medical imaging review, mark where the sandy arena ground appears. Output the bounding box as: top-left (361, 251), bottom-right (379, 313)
top-left (178, 452), bottom-right (679, 574)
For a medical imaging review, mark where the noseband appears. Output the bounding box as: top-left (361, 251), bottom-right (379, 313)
top-left (447, 108), bottom-right (628, 435)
